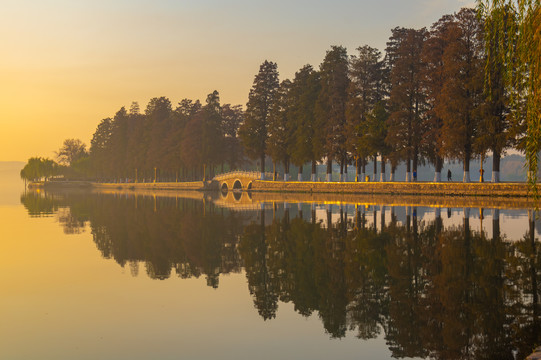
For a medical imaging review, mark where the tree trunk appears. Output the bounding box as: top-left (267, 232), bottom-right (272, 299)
top-left (463, 152), bottom-right (471, 182)
top-left (373, 154), bottom-right (377, 182)
top-left (339, 158), bottom-right (344, 182)
top-left (311, 160), bottom-right (317, 182)
top-left (284, 158), bottom-right (290, 181)
top-left (434, 155), bottom-right (443, 182)
top-left (412, 153), bottom-right (418, 182)
top-left (298, 165), bottom-right (303, 182)
top-left (326, 158), bottom-right (332, 182)
top-left (356, 158), bottom-right (361, 182)
top-left (344, 157), bottom-right (348, 182)
top-left (361, 158), bottom-right (366, 182)
top-left (380, 156), bottom-right (386, 182)
top-left (492, 150), bottom-right (501, 182)
top-left (406, 157), bottom-right (411, 182)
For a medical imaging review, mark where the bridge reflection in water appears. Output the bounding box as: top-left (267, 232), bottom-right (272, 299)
top-left (20, 188), bottom-right (541, 360)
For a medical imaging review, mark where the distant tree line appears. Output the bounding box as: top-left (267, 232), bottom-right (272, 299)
top-left (86, 93), bottom-right (244, 182)
top-left (21, 94), bottom-right (246, 182)
top-left (21, 3), bottom-right (540, 184)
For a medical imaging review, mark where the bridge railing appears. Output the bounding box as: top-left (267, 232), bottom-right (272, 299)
top-left (213, 171), bottom-right (273, 181)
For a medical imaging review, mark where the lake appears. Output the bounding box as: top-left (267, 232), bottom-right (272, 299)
top-left (0, 171), bottom-right (539, 359)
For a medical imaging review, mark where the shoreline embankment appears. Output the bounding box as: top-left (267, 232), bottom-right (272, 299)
top-left (29, 179), bottom-right (541, 201)
top-left (250, 180), bottom-right (541, 198)
top-left (29, 179), bottom-right (541, 197)
top-left (26, 179), bottom-right (541, 209)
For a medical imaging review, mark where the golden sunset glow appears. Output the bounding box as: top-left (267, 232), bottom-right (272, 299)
top-left (0, 0), bottom-right (474, 161)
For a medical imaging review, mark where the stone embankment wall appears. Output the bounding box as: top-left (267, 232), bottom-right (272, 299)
top-left (251, 180), bottom-right (540, 197)
top-left (250, 192), bottom-right (538, 209)
top-left (30, 180), bottom-right (206, 191)
top-left (28, 181), bottom-right (92, 189)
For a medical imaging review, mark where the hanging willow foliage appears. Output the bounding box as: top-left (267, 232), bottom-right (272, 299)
top-left (478, 0), bottom-right (541, 197)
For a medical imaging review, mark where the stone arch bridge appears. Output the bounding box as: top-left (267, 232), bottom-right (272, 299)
top-left (213, 171), bottom-right (271, 192)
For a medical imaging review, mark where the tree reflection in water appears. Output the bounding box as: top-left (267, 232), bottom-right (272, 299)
top-left (21, 191), bottom-right (540, 359)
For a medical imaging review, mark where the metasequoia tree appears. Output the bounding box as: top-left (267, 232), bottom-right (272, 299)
top-left (173, 99), bottom-right (202, 180)
top-left (200, 90), bottom-right (224, 179)
top-left (315, 45), bottom-right (350, 182)
top-left (221, 104), bottom-right (244, 172)
top-left (347, 45), bottom-right (387, 182)
top-left (385, 27), bottom-right (427, 182)
top-left (89, 118), bottom-right (113, 178)
top-left (239, 60), bottom-right (280, 179)
top-left (108, 107), bottom-right (130, 179)
top-left (181, 91), bottom-right (224, 180)
top-left (421, 15), bottom-right (454, 182)
top-left (145, 97), bottom-right (173, 175)
top-left (361, 101), bottom-right (390, 182)
top-left (436, 8), bottom-right (484, 182)
top-left (289, 65), bottom-right (322, 181)
top-left (267, 79), bottom-right (294, 180)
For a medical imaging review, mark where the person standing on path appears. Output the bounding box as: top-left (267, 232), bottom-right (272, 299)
top-left (447, 169), bottom-right (452, 181)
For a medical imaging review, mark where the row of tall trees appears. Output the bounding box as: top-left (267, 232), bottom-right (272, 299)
top-left (240, 7), bottom-right (526, 183)
top-left (88, 93), bottom-right (244, 181)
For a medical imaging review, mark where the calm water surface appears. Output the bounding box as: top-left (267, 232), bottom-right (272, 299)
top-left (1, 180), bottom-right (540, 359)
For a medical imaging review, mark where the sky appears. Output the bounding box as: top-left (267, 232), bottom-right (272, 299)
top-left (0, 0), bottom-right (474, 162)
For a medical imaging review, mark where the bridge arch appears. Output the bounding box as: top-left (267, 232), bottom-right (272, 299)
top-left (220, 182), bottom-right (228, 192)
top-left (247, 181), bottom-right (253, 190)
top-left (233, 179), bottom-right (242, 191)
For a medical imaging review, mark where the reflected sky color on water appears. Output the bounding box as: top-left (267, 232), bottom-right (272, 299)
top-left (1, 186), bottom-right (539, 360)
